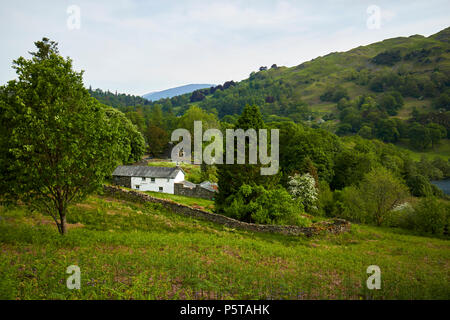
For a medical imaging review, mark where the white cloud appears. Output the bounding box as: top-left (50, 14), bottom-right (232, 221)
top-left (0, 0), bottom-right (449, 95)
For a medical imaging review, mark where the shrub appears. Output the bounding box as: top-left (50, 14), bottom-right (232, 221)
top-left (317, 180), bottom-right (334, 216)
top-left (336, 123), bottom-right (353, 135)
top-left (406, 174), bottom-right (433, 197)
top-left (331, 187), bottom-right (369, 223)
top-left (287, 173), bottom-right (318, 213)
top-left (389, 198), bottom-right (449, 236)
top-left (358, 126), bottom-right (373, 139)
top-left (223, 184), bottom-right (309, 226)
top-left (371, 50), bottom-right (401, 66)
top-left (331, 168), bottom-right (409, 225)
top-left (411, 197), bottom-right (449, 235)
top-left (320, 86), bottom-right (349, 102)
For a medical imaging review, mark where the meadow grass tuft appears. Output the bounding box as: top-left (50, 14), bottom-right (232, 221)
top-left (0, 194), bottom-right (449, 299)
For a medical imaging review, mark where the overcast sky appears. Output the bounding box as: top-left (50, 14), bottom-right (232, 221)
top-left (0, 0), bottom-right (449, 96)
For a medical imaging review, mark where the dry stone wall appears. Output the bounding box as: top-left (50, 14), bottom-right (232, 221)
top-left (174, 183), bottom-right (216, 200)
top-left (103, 185), bottom-right (351, 237)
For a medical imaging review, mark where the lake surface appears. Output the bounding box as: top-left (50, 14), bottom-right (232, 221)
top-left (431, 180), bottom-right (450, 195)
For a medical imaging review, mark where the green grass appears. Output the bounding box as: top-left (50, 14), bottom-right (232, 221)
top-left (145, 190), bottom-right (215, 212)
top-left (147, 161), bottom-right (198, 170)
top-left (396, 139), bottom-right (450, 161)
top-left (0, 194), bottom-right (449, 300)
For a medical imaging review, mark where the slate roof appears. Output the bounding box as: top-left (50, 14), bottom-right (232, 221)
top-left (199, 181), bottom-right (219, 192)
top-left (112, 165), bottom-right (184, 179)
top-left (177, 180), bottom-right (196, 189)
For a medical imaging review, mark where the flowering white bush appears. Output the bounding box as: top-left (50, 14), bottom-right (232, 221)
top-left (287, 173), bottom-right (318, 212)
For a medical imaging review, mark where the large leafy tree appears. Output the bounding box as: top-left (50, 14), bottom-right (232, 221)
top-left (0, 38), bottom-right (143, 234)
top-left (337, 167), bottom-right (409, 225)
top-left (409, 122), bottom-right (432, 150)
top-left (278, 121), bottom-right (340, 185)
top-left (104, 107), bottom-right (146, 164)
top-left (145, 125), bottom-right (169, 156)
top-left (215, 105), bottom-right (280, 214)
top-left (177, 105), bottom-right (219, 135)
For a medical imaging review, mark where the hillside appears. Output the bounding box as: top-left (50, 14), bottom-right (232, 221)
top-left (138, 27), bottom-right (449, 155)
top-left (84, 29), bottom-right (450, 157)
top-left (1, 193), bottom-right (449, 299)
top-left (88, 87), bottom-right (151, 108)
top-left (184, 27), bottom-right (450, 120)
top-left (143, 84), bottom-right (215, 101)
top-left (91, 28), bottom-right (450, 121)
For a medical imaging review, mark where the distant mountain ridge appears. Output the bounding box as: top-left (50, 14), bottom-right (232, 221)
top-left (143, 84), bottom-right (215, 101)
top-left (152, 27), bottom-right (450, 122)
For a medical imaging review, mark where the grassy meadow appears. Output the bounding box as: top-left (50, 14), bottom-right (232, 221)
top-left (0, 193), bottom-right (449, 300)
top-left (396, 139), bottom-right (450, 161)
top-left (145, 190), bottom-right (214, 212)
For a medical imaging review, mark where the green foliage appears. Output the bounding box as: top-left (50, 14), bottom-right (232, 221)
top-left (320, 86), bottom-right (349, 102)
top-left (410, 197), bottom-right (449, 235)
top-left (332, 168), bottom-right (409, 226)
top-left (388, 198), bottom-right (449, 236)
top-left (199, 164), bottom-right (218, 183)
top-left (114, 28), bottom-right (450, 160)
top-left (406, 174), bottom-right (434, 197)
top-left (88, 87), bottom-right (150, 108)
top-left (371, 50), bottom-right (402, 66)
top-left (177, 105), bottom-right (219, 135)
top-left (409, 122), bottom-right (432, 150)
top-left (145, 125), bottom-right (169, 156)
top-left (222, 184), bottom-right (308, 226)
top-left (317, 180), bottom-right (334, 216)
top-left (433, 93), bottom-right (450, 110)
top-left (358, 125), bottom-right (373, 139)
top-left (0, 38), bottom-right (141, 234)
top-left (331, 142), bottom-right (377, 189)
top-left (287, 173), bottom-right (318, 213)
top-left (334, 92), bottom-right (450, 149)
top-left (278, 122), bottom-right (340, 184)
top-left (432, 157), bottom-right (450, 178)
top-left (104, 107), bottom-right (146, 164)
top-left (377, 91), bottom-right (404, 115)
top-left (216, 105), bottom-right (280, 213)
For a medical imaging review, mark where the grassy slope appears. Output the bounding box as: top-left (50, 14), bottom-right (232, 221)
top-left (186, 27), bottom-right (450, 155)
top-left (145, 190), bottom-right (214, 212)
top-left (266, 33), bottom-right (448, 117)
top-left (0, 194), bottom-right (448, 300)
top-left (397, 139), bottom-right (450, 160)
top-left (185, 28), bottom-right (447, 121)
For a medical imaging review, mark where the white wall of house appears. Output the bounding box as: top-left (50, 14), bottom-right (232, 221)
top-left (130, 171), bottom-right (185, 194)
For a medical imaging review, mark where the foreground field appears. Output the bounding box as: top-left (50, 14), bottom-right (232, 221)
top-left (0, 194), bottom-right (449, 300)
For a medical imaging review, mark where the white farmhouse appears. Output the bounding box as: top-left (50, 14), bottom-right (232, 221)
top-left (112, 165), bottom-right (185, 194)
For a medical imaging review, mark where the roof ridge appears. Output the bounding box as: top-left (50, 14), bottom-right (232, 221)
top-left (112, 165), bottom-right (183, 178)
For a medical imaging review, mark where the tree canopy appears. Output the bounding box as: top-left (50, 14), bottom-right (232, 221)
top-left (0, 38), bottom-right (144, 234)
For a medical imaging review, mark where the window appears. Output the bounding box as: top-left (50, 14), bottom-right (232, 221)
top-left (151, 178), bottom-right (155, 183)
top-left (167, 178), bottom-right (170, 182)
top-left (159, 187), bottom-right (163, 192)
top-left (142, 177), bottom-right (146, 181)
top-left (135, 185), bottom-right (140, 190)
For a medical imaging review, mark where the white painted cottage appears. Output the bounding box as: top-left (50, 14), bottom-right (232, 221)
top-left (112, 165), bottom-right (185, 194)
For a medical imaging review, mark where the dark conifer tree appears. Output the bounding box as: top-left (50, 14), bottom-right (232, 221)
top-left (215, 105), bottom-right (280, 213)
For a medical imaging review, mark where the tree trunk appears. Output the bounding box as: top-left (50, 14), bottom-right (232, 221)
top-left (57, 202), bottom-right (67, 235)
top-left (60, 215), bottom-right (67, 235)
